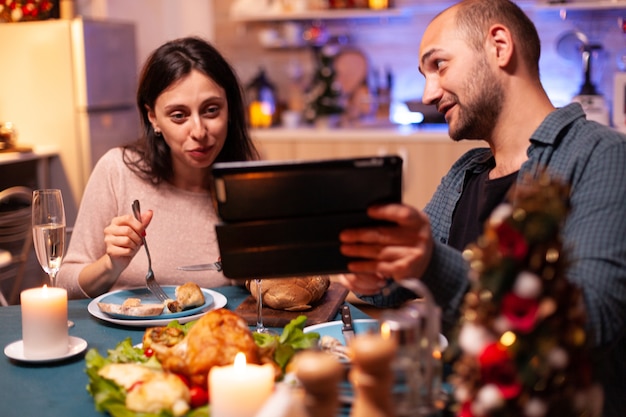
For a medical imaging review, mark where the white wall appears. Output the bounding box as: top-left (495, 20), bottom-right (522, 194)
top-left (76, 0), bottom-right (215, 72)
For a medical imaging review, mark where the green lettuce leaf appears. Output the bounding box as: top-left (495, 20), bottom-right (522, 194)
top-left (252, 315), bottom-right (320, 370)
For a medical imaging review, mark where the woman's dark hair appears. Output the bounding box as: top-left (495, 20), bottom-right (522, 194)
top-left (124, 36), bottom-right (258, 184)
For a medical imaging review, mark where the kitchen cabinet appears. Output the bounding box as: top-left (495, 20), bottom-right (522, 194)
top-left (251, 127), bottom-right (485, 209)
top-left (230, 7), bottom-right (407, 22)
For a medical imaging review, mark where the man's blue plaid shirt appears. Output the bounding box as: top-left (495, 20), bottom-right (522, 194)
top-left (361, 103), bottom-right (626, 416)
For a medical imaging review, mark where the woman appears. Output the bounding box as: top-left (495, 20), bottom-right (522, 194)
top-left (57, 37), bottom-right (259, 299)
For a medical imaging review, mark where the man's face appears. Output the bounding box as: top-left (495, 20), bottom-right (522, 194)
top-left (419, 9), bottom-right (503, 141)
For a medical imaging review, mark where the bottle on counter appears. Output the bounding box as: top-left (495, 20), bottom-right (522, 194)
top-left (246, 68), bottom-right (278, 128)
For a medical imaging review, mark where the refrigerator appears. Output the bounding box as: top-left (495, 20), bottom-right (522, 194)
top-left (0, 18), bottom-right (140, 224)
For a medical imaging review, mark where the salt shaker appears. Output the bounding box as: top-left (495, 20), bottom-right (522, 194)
top-left (294, 350), bottom-right (344, 417)
top-left (349, 333), bottom-right (397, 417)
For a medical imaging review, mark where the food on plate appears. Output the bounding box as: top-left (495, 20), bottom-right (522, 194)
top-left (319, 335), bottom-right (350, 360)
top-left (97, 282), bottom-right (206, 317)
top-left (247, 275), bottom-right (330, 311)
top-left (166, 282), bottom-right (205, 313)
top-left (143, 326), bottom-right (186, 351)
top-left (98, 363), bottom-right (190, 416)
top-left (85, 314), bottom-right (321, 416)
top-left (150, 309), bottom-right (262, 387)
top-left (97, 297), bottom-right (164, 317)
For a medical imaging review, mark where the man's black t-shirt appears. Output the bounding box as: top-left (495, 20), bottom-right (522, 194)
top-left (448, 170), bottom-right (518, 251)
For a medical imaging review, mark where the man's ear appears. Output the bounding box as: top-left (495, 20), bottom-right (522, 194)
top-left (487, 24), bottom-right (514, 68)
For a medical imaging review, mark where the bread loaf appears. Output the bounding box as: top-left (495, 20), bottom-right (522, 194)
top-left (247, 276), bottom-right (330, 311)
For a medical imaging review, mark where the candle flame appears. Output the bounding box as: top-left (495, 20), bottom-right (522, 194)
top-left (380, 322), bottom-right (391, 339)
top-left (233, 352), bottom-right (247, 371)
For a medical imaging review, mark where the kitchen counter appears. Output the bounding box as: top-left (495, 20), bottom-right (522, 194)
top-left (250, 124), bottom-right (453, 141)
top-left (251, 125), bottom-right (486, 209)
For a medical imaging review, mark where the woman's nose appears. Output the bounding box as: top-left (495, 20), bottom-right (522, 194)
top-left (189, 116), bottom-right (207, 140)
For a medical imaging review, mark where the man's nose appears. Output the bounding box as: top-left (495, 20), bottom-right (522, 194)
top-left (421, 77), bottom-right (442, 107)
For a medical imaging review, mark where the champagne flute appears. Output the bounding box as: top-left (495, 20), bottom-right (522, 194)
top-left (254, 279), bottom-right (276, 335)
top-left (32, 189), bottom-right (72, 327)
top-left (32, 189), bottom-right (74, 327)
top-left (32, 189), bottom-right (66, 287)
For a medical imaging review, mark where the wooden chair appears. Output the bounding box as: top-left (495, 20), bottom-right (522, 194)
top-left (0, 186), bottom-right (33, 306)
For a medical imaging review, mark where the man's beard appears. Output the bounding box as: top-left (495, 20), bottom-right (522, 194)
top-left (447, 59), bottom-right (504, 142)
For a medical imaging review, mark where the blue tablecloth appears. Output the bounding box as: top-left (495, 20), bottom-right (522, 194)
top-left (0, 285), bottom-right (369, 417)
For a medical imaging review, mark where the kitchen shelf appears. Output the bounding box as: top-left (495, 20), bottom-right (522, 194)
top-left (535, 1), bottom-right (626, 11)
top-left (230, 8), bottom-right (407, 23)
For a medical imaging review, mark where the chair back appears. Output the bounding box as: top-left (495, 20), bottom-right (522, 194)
top-left (0, 186), bottom-right (33, 305)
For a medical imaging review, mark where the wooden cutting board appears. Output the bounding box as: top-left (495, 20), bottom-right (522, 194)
top-left (235, 281), bottom-right (349, 327)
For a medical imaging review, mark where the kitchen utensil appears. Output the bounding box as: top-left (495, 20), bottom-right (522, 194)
top-left (556, 29), bottom-right (609, 125)
top-left (341, 304), bottom-right (355, 344)
top-left (131, 200), bottom-right (168, 302)
top-left (176, 261), bottom-right (223, 272)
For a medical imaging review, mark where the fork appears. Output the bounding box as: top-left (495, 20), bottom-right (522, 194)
top-left (132, 200), bottom-right (169, 302)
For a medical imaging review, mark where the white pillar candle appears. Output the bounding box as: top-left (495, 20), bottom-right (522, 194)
top-left (20, 286), bottom-right (69, 359)
top-left (209, 352), bottom-right (275, 417)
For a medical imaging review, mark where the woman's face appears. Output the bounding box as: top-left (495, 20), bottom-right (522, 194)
top-left (147, 69), bottom-right (228, 178)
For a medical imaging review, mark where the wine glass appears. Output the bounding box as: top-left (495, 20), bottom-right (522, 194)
top-left (32, 189), bottom-right (66, 288)
top-left (254, 279), bottom-right (276, 335)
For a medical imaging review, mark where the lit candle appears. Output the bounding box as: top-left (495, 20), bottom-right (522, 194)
top-left (20, 286), bottom-right (69, 359)
top-left (209, 352), bottom-right (275, 417)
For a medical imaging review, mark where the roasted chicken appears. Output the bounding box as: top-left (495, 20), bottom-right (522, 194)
top-left (150, 309), bottom-right (261, 387)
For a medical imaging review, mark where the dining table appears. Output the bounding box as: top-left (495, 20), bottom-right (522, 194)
top-left (0, 284), bottom-right (372, 417)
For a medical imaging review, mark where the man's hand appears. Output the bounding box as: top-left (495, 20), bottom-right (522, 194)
top-left (337, 204), bottom-right (433, 294)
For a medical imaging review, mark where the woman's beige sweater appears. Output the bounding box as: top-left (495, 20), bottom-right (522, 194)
top-left (57, 148), bottom-right (230, 299)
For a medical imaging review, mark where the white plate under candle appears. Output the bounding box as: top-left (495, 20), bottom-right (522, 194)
top-left (4, 336), bottom-right (88, 363)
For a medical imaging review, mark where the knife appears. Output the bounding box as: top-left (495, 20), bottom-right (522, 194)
top-left (176, 261), bottom-right (222, 272)
top-left (341, 304), bottom-right (355, 344)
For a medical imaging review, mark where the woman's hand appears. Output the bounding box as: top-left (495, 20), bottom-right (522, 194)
top-left (103, 210), bottom-right (154, 272)
top-left (337, 204), bottom-right (433, 294)
top-left (78, 209), bottom-right (154, 298)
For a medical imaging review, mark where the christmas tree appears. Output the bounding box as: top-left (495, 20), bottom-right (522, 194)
top-left (449, 175), bottom-right (602, 417)
top-left (303, 46), bottom-right (344, 125)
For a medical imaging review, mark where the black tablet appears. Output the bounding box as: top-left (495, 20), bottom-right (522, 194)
top-left (211, 155), bottom-right (403, 279)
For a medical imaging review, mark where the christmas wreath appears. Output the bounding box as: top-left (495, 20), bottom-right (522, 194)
top-left (448, 175), bottom-right (602, 417)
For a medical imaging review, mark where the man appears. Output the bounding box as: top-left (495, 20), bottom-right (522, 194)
top-left (337, 1), bottom-right (626, 415)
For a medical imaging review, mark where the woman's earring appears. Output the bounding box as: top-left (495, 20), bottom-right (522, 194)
top-left (154, 128), bottom-right (162, 136)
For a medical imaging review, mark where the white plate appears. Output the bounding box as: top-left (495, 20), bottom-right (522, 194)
top-left (4, 336), bottom-right (88, 363)
top-left (95, 286), bottom-right (214, 320)
top-left (304, 319), bottom-right (380, 344)
top-left (304, 319), bottom-right (448, 351)
top-left (88, 288), bottom-right (227, 327)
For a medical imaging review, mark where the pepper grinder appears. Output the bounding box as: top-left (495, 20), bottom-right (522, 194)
top-left (294, 350), bottom-right (344, 417)
top-left (349, 333), bottom-right (397, 417)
